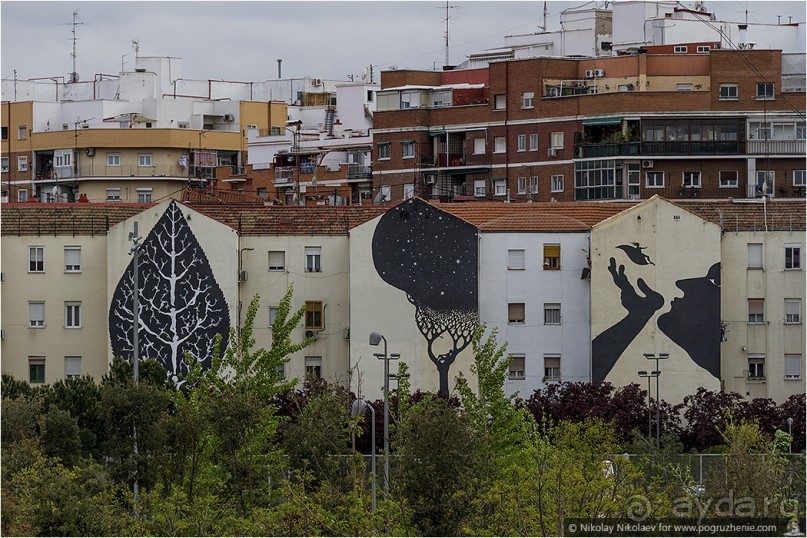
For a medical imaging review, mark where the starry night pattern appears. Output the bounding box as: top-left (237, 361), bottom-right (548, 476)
top-left (372, 198), bottom-right (479, 395)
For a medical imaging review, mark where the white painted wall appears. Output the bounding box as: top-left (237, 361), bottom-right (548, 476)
top-left (479, 231), bottom-right (593, 397)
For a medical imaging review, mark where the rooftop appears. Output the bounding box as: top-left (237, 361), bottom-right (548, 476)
top-left (1, 203), bottom-right (153, 236)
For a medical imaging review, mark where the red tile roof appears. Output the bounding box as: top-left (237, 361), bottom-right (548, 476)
top-left (1, 203), bottom-right (153, 236)
top-left (673, 199), bottom-right (806, 232)
top-left (189, 204), bottom-right (389, 235)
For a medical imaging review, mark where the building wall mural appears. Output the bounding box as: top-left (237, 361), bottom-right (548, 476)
top-left (109, 200), bottom-right (231, 385)
top-left (371, 198), bottom-right (479, 395)
top-left (591, 197), bottom-right (722, 403)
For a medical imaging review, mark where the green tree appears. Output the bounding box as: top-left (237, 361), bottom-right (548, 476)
top-left (39, 406), bottom-right (82, 467)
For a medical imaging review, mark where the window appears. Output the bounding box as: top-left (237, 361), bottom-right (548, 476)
top-left (508, 249), bottom-right (525, 270)
top-left (508, 354), bottom-right (525, 380)
top-left (785, 244), bottom-right (801, 270)
top-left (268, 251), bottom-right (285, 272)
top-left (748, 356), bottom-right (765, 379)
top-left (18, 125), bottom-right (27, 140)
top-left (748, 243), bottom-right (763, 268)
top-left (508, 303), bottom-right (525, 324)
top-left (646, 171), bottom-right (664, 188)
top-left (473, 137), bottom-right (485, 154)
top-left (64, 357), bottom-right (81, 379)
top-left (530, 176), bottom-right (538, 194)
top-left (268, 306), bottom-right (279, 326)
top-left (748, 299), bottom-right (764, 324)
top-left (1, 126), bottom-right (6, 140)
top-left (106, 188), bottom-right (121, 202)
top-left (29, 246), bottom-right (44, 272)
top-left (551, 175), bottom-right (564, 193)
top-left (257, 187), bottom-right (268, 198)
top-left (543, 244), bottom-right (560, 270)
top-left (137, 188), bottom-right (152, 203)
top-left (785, 299), bottom-right (801, 324)
top-left (517, 177), bottom-right (527, 194)
top-left (677, 83), bottom-right (693, 92)
top-left (17, 189), bottom-right (28, 202)
top-left (29, 301), bottom-right (45, 327)
top-left (794, 170), bottom-right (806, 187)
top-left (377, 143), bottom-right (390, 160)
top-left (1, 157), bottom-right (8, 173)
top-left (17, 156), bottom-right (28, 172)
top-left (29, 357), bottom-right (45, 383)
top-left (544, 356), bottom-right (561, 382)
top-left (403, 184), bottom-right (415, 200)
top-left (474, 180), bottom-right (486, 197)
top-left (379, 185), bottom-right (391, 202)
top-left (178, 122), bottom-right (190, 129)
top-left (305, 356), bottom-right (322, 380)
top-left (785, 354), bottom-right (802, 379)
top-left (550, 132), bottom-right (564, 149)
top-left (529, 133), bottom-right (539, 151)
top-left (756, 170), bottom-right (774, 194)
top-left (305, 247), bottom-right (322, 272)
top-left (674, 45), bottom-right (688, 53)
top-left (517, 134), bottom-right (527, 152)
top-left (305, 301), bottom-right (323, 329)
top-left (65, 302), bottom-right (81, 328)
top-left (697, 45), bottom-right (711, 53)
top-left (544, 303), bottom-right (561, 325)
top-left (719, 84), bottom-right (738, 100)
top-left (401, 141), bottom-right (415, 159)
top-left (494, 136), bottom-right (506, 153)
top-left (521, 91), bottom-right (535, 109)
top-left (494, 94), bottom-right (506, 110)
top-left (756, 82), bottom-right (775, 100)
top-left (64, 246), bottom-right (81, 272)
top-left (138, 154), bottom-right (153, 167)
top-left (719, 170), bottom-right (738, 188)
top-left (54, 151), bottom-right (72, 168)
top-left (493, 179), bottom-right (506, 196)
top-left (682, 171), bottom-right (701, 188)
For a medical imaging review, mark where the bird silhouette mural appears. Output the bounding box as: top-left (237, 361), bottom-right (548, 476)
top-left (616, 242), bottom-right (655, 266)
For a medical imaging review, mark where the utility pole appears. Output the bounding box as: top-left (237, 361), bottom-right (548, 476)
top-left (128, 222), bottom-right (143, 515)
top-left (67, 10), bottom-right (84, 83)
top-left (440, 1), bottom-right (460, 68)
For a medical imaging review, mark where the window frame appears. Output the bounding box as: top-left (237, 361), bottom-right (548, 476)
top-left (544, 303), bottom-right (561, 325)
top-left (493, 136), bottom-right (506, 153)
top-left (785, 244), bottom-right (801, 270)
top-left (748, 355), bottom-right (765, 379)
top-left (748, 243), bottom-right (763, 269)
top-left (268, 250), bottom-right (286, 272)
top-left (65, 302), bottom-right (82, 328)
top-left (305, 356), bottom-right (323, 380)
top-left (544, 355), bottom-right (561, 382)
top-left (550, 132), bottom-right (564, 149)
top-left (530, 176), bottom-right (538, 194)
top-left (136, 187), bottom-right (152, 203)
top-left (529, 133), bottom-right (539, 151)
top-left (748, 298), bottom-right (765, 324)
top-left (543, 244), bottom-right (560, 270)
top-left (493, 178), bottom-right (507, 196)
top-left (521, 91), bottom-right (535, 109)
top-left (517, 176), bottom-right (527, 194)
top-left (1, 156), bottom-right (8, 173)
top-left (64, 246), bottom-right (81, 272)
top-left (785, 299), bottom-right (801, 324)
top-left (28, 246), bottom-right (44, 273)
top-left (106, 188), bottom-right (122, 202)
top-left (517, 134), bottom-right (527, 152)
top-left (138, 153), bottom-right (153, 167)
top-left (697, 45), bottom-right (711, 53)
top-left (377, 143), bottom-right (391, 160)
top-left (268, 306), bottom-right (279, 327)
top-left (401, 141), bottom-right (415, 159)
top-left (508, 354), bottom-right (526, 380)
top-left (473, 137), bottom-right (486, 155)
top-left (784, 354), bottom-right (802, 380)
top-left (64, 356), bottom-right (82, 379)
top-left (305, 301), bottom-right (324, 329)
top-left (508, 249), bottom-right (526, 270)
top-left (719, 84), bottom-right (738, 100)
top-left (304, 246), bottom-right (322, 273)
top-left (646, 171), bottom-right (665, 188)
top-left (17, 155), bottom-right (28, 172)
top-left (507, 303), bottom-right (526, 325)
top-left (682, 171), bottom-right (701, 188)
top-left (474, 179), bottom-right (486, 197)
top-left (494, 94), bottom-right (506, 110)
top-left (29, 301), bottom-right (45, 328)
top-left (719, 170), bottom-right (738, 188)
top-left (755, 82), bottom-right (775, 100)
top-left (17, 188), bottom-right (28, 202)
top-left (673, 45), bottom-right (688, 53)
top-left (29, 357), bottom-right (45, 384)
top-left (794, 170), bottom-right (806, 187)
top-left (18, 125), bottom-right (28, 140)
top-left (551, 175), bottom-right (564, 193)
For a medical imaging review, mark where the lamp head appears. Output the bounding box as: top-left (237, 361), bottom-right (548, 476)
top-left (369, 331), bottom-right (383, 346)
top-left (350, 399), bottom-right (368, 418)
top-left (643, 353), bottom-right (654, 359)
top-left (390, 353), bottom-right (401, 360)
top-left (651, 370), bottom-right (661, 376)
top-left (638, 370), bottom-right (648, 376)
top-left (659, 353), bottom-right (670, 359)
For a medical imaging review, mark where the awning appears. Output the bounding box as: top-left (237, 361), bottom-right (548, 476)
top-left (583, 117), bottom-right (623, 126)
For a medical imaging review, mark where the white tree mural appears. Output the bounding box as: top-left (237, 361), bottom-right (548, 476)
top-left (109, 201), bottom-right (230, 383)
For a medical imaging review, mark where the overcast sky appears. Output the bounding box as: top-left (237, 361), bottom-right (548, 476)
top-left (2, 1), bottom-right (805, 84)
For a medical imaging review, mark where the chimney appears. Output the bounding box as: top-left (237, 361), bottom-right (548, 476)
top-left (277, 59), bottom-right (282, 80)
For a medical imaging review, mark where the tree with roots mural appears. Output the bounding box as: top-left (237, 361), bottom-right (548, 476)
top-left (109, 201), bottom-right (230, 386)
top-left (372, 198), bottom-right (478, 395)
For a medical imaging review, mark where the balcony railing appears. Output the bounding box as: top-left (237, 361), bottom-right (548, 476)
top-left (577, 142), bottom-right (640, 158)
top-left (35, 164), bottom-right (187, 180)
top-left (347, 164), bottom-right (372, 179)
top-left (640, 141), bottom-right (743, 156)
top-left (746, 139), bottom-right (805, 155)
top-left (275, 166), bottom-right (294, 180)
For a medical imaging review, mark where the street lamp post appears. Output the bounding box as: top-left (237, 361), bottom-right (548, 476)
top-left (644, 353), bottom-right (668, 447)
top-left (351, 399), bottom-right (376, 512)
top-left (638, 370), bottom-right (659, 443)
top-left (787, 417), bottom-right (794, 454)
top-left (128, 222), bottom-right (143, 514)
top-left (369, 331), bottom-right (399, 497)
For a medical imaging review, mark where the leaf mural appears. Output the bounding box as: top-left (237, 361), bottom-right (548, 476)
top-left (372, 198), bottom-right (479, 395)
top-left (109, 201), bottom-right (230, 384)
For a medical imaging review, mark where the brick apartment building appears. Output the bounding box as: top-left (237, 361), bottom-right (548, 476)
top-left (371, 46), bottom-right (805, 204)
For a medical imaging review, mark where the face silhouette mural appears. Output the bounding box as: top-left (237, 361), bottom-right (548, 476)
top-left (372, 199), bottom-right (479, 396)
top-left (109, 201), bottom-right (230, 386)
top-left (592, 242), bottom-right (721, 382)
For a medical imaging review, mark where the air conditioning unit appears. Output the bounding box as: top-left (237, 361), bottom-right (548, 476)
top-left (585, 70), bottom-right (595, 79)
top-left (594, 69), bottom-right (605, 77)
top-left (85, 148), bottom-right (95, 156)
top-left (548, 147), bottom-right (558, 157)
top-left (305, 329), bottom-right (318, 339)
top-left (223, 114), bottom-right (234, 122)
top-left (425, 175), bottom-right (436, 185)
top-left (312, 78), bottom-right (323, 87)
top-left (238, 270), bottom-right (248, 282)
top-left (62, 123), bottom-right (69, 130)
top-left (642, 160), bottom-right (654, 168)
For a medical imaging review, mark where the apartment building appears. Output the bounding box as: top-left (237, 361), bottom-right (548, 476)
top-left (371, 48), bottom-right (805, 205)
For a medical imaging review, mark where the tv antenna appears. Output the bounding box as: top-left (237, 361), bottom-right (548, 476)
top-left (438, 1), bottom-right (461, 68)
top-left (67, 10), bottom-right (84, 83)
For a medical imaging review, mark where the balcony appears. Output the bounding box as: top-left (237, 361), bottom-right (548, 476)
top-left (35, 164), bottom-right (187, 180)
top-left (347, 164), bottom-right (372, 179)
top-left (577, 142), bottom-right (640, 159)
top-left (746, 139), bottom-right (805, 155)
top-left (275, 166), bottom-right (294, 183)
top-left (640, 140), bottom-right (743, 156)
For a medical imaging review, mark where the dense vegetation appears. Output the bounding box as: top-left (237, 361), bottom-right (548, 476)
top-left (2, 291), bottom-right (804, 536)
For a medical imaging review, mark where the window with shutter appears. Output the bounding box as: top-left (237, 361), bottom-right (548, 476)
top-left (268, 251), bottom-right (285, 271)
top-left (508, 249), bottom-right (525, 270)
top-left (508, 354), bottom-right (525, 379)
top-left (785, 299), bottom-right (801, 324)
top-left (544, 356), bottom-right (561, 381)
top-left (748, 243), bottom-right (763, 268)
top-left (543, 244), bottom-right (560, 270)
top-left (508, 303), bottom-right (525, 324)
top-left (64, 247), bottom-right (81, 272)
top-left (785, 354), bottom-right (801, 379)
top-left (64, 356), bottom-right (82, 379)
